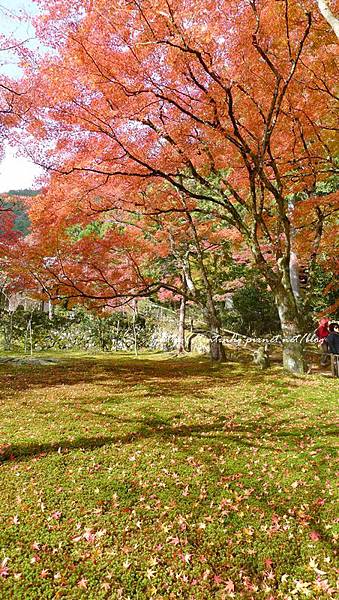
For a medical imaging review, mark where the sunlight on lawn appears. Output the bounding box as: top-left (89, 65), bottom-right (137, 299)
top-left (0, 353), bottom-right (337, 599)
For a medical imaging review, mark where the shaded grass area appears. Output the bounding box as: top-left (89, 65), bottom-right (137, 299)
top-left (0, 352), bottom-right (338, 599)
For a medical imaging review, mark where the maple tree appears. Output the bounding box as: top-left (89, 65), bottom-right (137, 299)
top-left (4, 0), bottom-right (339, 372)
top-left (5, 194), bottom-right (242, 359)
top-left (0, 198), bottom-right (22, 310)
top-left (0, 200), bottom-right (19, 332)
top-left (0, 201), bottom-right (19, 245)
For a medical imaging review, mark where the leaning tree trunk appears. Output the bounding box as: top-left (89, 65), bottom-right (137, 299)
top-left (183, 211), bottom-right (226, 362)
top-left (274, 287), bottom-right (307, 374)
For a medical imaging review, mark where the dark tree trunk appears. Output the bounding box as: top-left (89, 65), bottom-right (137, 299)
top-left (3, 312), bottom-right (13, 351)
top-left (177, 295), bottom-right (186, 353)
top-left (209, 333), bottom-right (227, 362)
top-left (203, 301), bottom-right (227, 363)
top-left (183, 212), bottom-right (226, 362)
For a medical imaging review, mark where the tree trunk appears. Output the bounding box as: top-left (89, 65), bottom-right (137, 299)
top-left (48, 299), bottom-right (54, 320)
top-left (132, 300), bottom-right (138, 357)
top-left (274, 288), bottom-right (306, 374)
top-left (317, 0), bottom-right (339, 38)
top-left (3, 311), bottom-right (13, 351)
top-left (183, 212), bottom-right (226, 362)
top-left (289, 251), bottom-right (301, 301)
top-left (177, 295), bottom-right (186, 353)
top-left (210, 333), bottom-right (227, 362)
top-left (203, 301), bottom-right (227, 363)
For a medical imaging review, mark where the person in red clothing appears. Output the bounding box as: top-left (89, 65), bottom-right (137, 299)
top-left (327, 322), bottom-right (339, 377)
top-left (315, 317), bottom-right (330, 366)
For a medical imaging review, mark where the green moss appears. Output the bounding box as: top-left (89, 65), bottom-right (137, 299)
top-left (0, 353), bottom-right (337, 599)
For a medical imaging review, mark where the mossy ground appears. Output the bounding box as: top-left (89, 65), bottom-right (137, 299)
top-left (0, 352), bottom-right (338, 599)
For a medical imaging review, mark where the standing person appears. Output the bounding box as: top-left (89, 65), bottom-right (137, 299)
top-left (315, 317), bottom-right (330, 366)
top-left (327, 322), bottom-right (339, 377)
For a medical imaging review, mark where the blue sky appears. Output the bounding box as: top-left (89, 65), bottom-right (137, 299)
top-left (1, 0), bottom-right (40, 72)
top-left (0, 0), bottom-right (44, 191)
top-left (0, 0), bottom-right (40, 34)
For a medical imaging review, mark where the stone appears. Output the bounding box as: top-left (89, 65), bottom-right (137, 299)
top-left (253, 345), bottom-right (270, 369)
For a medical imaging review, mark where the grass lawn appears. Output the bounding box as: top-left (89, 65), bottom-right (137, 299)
top-left (0, 352), bottom-right (338, 599)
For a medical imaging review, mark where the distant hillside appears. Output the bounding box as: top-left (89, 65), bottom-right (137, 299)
top-left (7, 189), bottom-right (40, 197)
top-left (2, 189), bottom-right (40, 236)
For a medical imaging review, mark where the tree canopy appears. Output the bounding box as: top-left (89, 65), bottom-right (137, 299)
top-left (1, 0), bottom-right (338, 372)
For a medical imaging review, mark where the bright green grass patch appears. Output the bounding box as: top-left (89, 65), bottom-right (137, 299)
top-left (0, 352), bottom-right (338, 599)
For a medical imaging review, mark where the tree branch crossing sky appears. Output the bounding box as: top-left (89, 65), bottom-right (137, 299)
top-left (0, 0), bottom-right (43, 192)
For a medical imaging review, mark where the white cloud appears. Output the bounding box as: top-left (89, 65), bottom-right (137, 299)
top-left (0, 145), bottom-right (44, 192)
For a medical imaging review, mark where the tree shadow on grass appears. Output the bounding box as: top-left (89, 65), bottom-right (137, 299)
top-left (0, 354), bottom-right (303, 404)
top-left (1, 356), bottom-right (337, 466)
top-left (1, 415), bottom-right (337, 464)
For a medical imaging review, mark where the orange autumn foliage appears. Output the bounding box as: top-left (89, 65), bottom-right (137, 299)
top-left (2, 1), bottom-right (338, 367)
